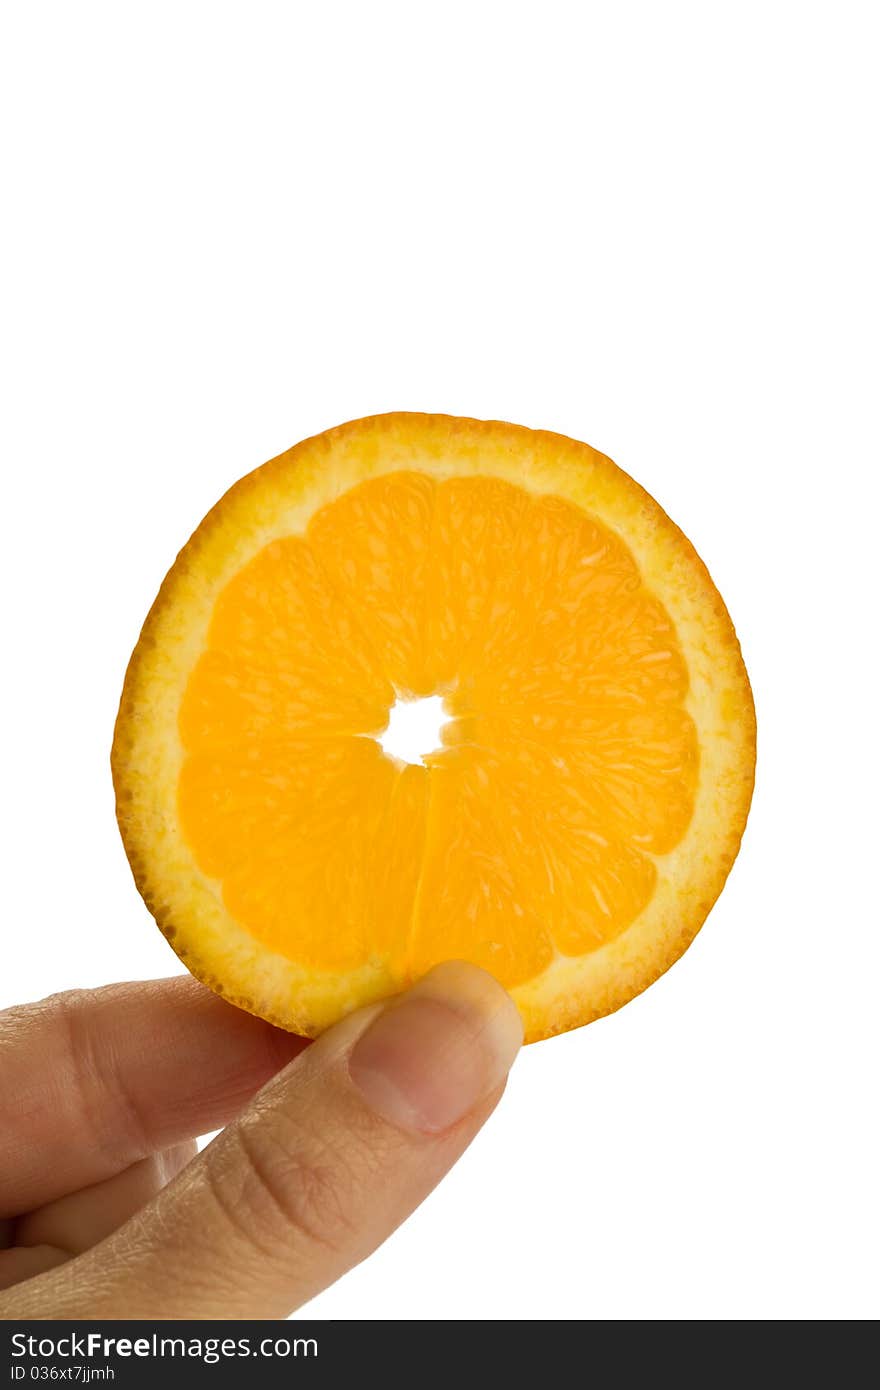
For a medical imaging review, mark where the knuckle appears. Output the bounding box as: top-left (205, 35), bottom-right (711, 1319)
top-left (205, 1112), bottom-right (360, 1263)
top-left (53, 989), bottom-right (150, 1166)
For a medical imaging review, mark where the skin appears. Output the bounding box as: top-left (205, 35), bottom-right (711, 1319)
top-left (0, 962), bottom-right (521, 1319)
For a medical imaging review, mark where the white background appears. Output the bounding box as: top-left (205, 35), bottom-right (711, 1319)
top-left (2, 3), bottom-right (878, 1320)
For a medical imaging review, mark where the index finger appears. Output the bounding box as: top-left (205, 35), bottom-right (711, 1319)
top-left (0, 977), bottom-right (306, 1216)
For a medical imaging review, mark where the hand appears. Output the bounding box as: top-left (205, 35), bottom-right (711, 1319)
top-left (0, 961), bottom-right (521, 1318)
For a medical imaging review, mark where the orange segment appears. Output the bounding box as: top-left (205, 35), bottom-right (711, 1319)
top-left (112, 413), bottom-right (756, 1041)
top-left (468, 590), bottom-right (691, 722)
top-left (180, 535), bottom-right (392, 749)
top-left (455, 495), bottom-right (673, 710)
top-left (180, 736), bottom-right (396, 970)
top-left (471, 705), bottom-right (698, 855)
top-left (410, 749), bottom-right (555, 989)
top-left (462, 740), bottom-right (659, 952)
top-left (423, 476), bottom-right (529, 692)
top-left (411, 738), bottom-right (659, 980)
top-left (307, 471), bottom-right (436, 697)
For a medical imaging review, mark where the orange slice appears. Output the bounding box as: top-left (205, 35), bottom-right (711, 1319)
top-left (112, 414), bottom-right (755, 1041)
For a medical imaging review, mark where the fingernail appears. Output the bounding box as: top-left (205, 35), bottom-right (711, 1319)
top-left (348, 961), bottom-right (523, 1134)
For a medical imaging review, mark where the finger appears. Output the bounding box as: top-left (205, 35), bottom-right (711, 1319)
top-left (17, 1143), bottom-right (197, 1254)
top-left (0, 1245), bottom-right (67, 1292)
top-left (3, 962), bottom-right (522, 1319)
top-left (0, 1144), bottom-right (196, 1292)
top-left (0, 978), bottom-right (305, 1215)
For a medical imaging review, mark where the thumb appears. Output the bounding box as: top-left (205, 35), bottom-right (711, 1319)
top-left (12, 962), bottom-right (522, 1319)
